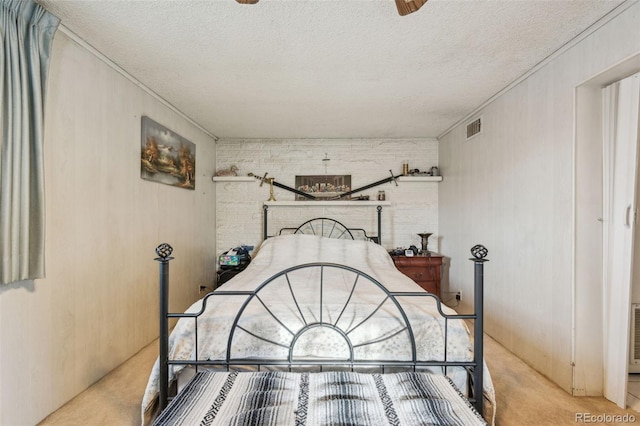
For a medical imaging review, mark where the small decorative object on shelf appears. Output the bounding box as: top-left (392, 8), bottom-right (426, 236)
top-left (215, 165), bottom-right (238, 176)
top-left (417, 232), bottom-right (433, 253)
top-left (407, 167), bottom-right (437, 177)
top-left (267, 177), bottom-right (276, 201)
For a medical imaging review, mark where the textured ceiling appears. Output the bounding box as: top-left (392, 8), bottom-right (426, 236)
top-left (38, 0), bottom-right (626, 139)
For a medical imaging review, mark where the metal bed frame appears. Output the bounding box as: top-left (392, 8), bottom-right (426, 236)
top-left (276, 217), bottom-right (380, 243)
top-left (153, 241), bottom-right (489, 418)
top-left (263, 205), bottom-right (384, 244)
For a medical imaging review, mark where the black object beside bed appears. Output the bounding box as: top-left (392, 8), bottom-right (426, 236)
top-left (144, 222), bottom-right (491, 426)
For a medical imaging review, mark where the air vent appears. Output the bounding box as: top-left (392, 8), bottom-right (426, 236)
top-left (466, 117), bottom-right (482, 140)
top-left (630, 304), bottom-right (640, 373)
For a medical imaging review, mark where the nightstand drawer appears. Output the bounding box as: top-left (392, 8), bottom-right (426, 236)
top-left (391, 254), bottom-right (443, 297)
top-left (392, 256), bottom-right (441, 267)
top-left (397, 265), bottom-right (437, 282)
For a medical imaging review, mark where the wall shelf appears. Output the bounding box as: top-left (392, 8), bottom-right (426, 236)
top-left (264, 201), bottom-right (391, 207)
top-left (213, 176), bottom-right (441, 183)
top-left (212, 176), bottom-right (255, 182)
top-left (397, 176), bottom-right (442, 182)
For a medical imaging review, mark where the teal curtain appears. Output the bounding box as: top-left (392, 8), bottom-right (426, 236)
top-left (0, 0), bottom-right (59, 284)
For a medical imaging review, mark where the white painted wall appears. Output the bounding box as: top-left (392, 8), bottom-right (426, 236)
top-left (0, 32), bottom-right (217, 425)
top-left (214, 138), bottom-right (441, 259)
top-left (439, 2), bottom-right (640, 396)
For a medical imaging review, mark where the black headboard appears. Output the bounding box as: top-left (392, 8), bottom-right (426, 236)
top-left (263, 205), bottom-right (383, 244)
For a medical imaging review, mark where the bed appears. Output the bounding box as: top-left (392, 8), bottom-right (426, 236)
top-left (142, 219), bottom-right (495, 425)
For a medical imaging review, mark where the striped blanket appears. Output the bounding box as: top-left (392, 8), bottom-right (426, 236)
top-left (153, 371), bottom-right (486, 426)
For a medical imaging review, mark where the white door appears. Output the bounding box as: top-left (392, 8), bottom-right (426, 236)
top-left (603, 72), bottom-right (640, 407)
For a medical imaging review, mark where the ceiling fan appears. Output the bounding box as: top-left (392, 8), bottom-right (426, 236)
top-left (394, 0), bottom-right (428, 16)
top-left (235, 0), bottom-right (428, 16)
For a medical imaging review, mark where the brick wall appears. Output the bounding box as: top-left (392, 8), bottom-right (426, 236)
top-left (215, 138), bottom-right (440, 256)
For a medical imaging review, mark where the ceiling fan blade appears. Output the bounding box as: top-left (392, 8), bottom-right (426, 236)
top-left (236, 0), bottom-right (259, 4)
top-left (395, 0), bottom-right (427, 16)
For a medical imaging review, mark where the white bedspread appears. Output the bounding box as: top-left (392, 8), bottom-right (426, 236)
top-left (142, 234), bottom-right (495, 422)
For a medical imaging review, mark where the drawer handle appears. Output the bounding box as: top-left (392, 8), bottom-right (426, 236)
top-left (414, 272), bottom-right (423, 279)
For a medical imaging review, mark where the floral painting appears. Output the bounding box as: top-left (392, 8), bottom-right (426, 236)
top-left (140, 116), bottom-right (195, 190)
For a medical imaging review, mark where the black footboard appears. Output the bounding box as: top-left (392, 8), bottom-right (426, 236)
top-left (154, 243), bottom-right (488, 416)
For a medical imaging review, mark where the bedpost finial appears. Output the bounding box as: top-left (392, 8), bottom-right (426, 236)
top-left (470, 244), bottom-right (488, 260)
top-left (155, 243), bottom-right (173, 260)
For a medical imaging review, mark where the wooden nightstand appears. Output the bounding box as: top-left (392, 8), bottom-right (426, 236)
top-left (392, 253), bottom-right (443, 297)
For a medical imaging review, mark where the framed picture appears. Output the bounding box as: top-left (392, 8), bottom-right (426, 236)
top-left (140, 116), bottom-right (195, 190)
top-left (295, 175), bottom-right (351, 200)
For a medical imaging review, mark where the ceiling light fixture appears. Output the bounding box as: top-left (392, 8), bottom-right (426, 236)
top-left (236, 0), bottom-right (259, 4)
top-left (395, 0), bottom-right (427, 16)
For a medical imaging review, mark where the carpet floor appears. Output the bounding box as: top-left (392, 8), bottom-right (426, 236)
top-left (39, 334), bottom-right (638, 426)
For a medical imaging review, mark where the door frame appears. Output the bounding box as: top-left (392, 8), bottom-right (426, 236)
top-left (601, 71), bottom-right (640, 407)
top-left (573, 53), bottom-right (640, 404)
